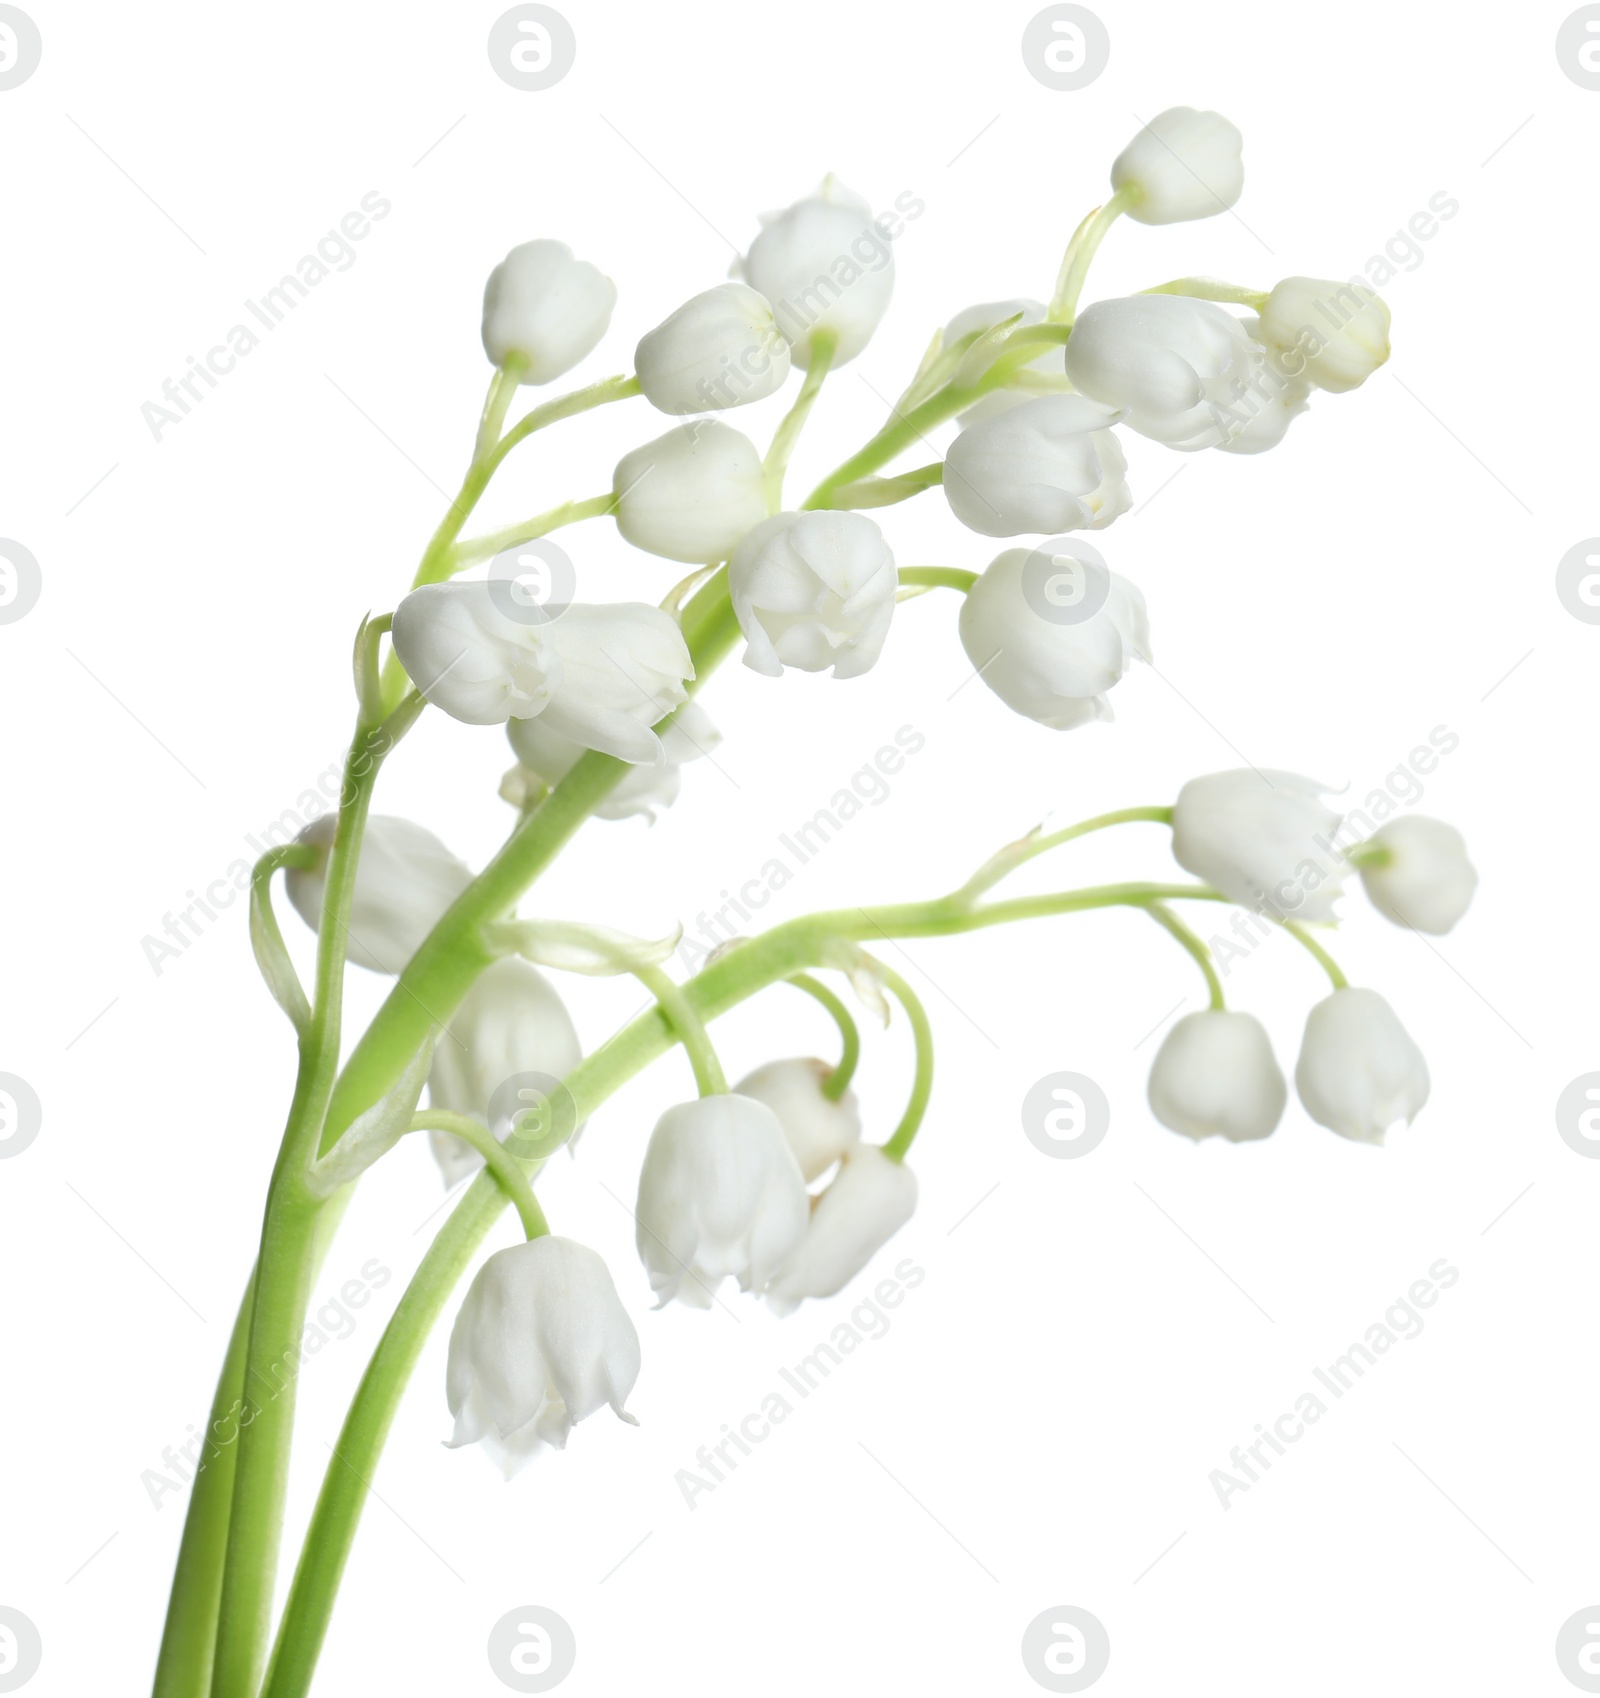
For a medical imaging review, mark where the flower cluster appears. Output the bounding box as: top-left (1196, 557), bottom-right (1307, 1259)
top-left (275, 108), bottom-right (1449, 1487)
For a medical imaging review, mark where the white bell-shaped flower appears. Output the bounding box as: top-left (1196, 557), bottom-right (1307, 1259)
top-left (958, 545), bottom-right (1150, 729)
top-left (481, 240), bottom-right (616, 384)
top-left (634, 1094), bottom-right (808, 1309)
top-left (731, 1058), bottom-right (862, 1182)
top-left (945, 298), bottom-right (1061, 428)
top-left (635, 283), bottom-right (790, 414)
top-left (1110, 107), bottom-right (1244, 225)
top-left (1065, 295), bottom-right (1264, 451)
top-left (766, 1146), bottom-right (917, 1316)
top-left (285, 814), bottom-right (472, 975)
top-left (740, 178), bottom-right (894, 368)
top-left (728, 511), bottom-right (897, 678)
top-left (1147, 1010), bottom-right (1287, 1143)
top-left (1171, 769), bottom-right (1344, 922)
top-left (943, 395), bottom-right (1131, 537)
top-left (391, 583), bottom-right (693, 762)
top-left (1258, 277), bottom-right (1391, 394)
top-left (612, 420), bottom-right (768, 564)
top-left (1355, 815), bottom-right (1477, 935)
top-left (1295, 988), bottom-right (1430, 1144)
top-left (427, 957), bottom-right (582, 1186)
top-left (506, 699), bottom-right (721, 823)
top-left (1211, 325), bottom-right (1311, 457)
top-left (446, 1235), bottom-right (640, 1477)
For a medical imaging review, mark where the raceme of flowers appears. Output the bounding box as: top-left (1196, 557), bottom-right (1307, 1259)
top-left (348, 107), bottom-right (1433, 1472)
top-left (171, 106), bottom-right (1464, 1695)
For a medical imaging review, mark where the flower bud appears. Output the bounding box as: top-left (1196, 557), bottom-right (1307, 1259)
top-left (426, 957), bottom-right (582, 1186)
top-left (1295, 988), bottom-right (1430, 1144)
top-left (634, 1094), bottom-right (808, 1309)
top-left (446, 1235), bottom-right (640, 1477)
top-left (612, 420), bottom-right (768, 564)
top-left (507, 698), bottom-right (721, 823)
top-left (391, 583), bottom-right (693, 762)
top-left (1147, 1011), bottom-right (1287, 1143)
top-left (1355, 816), bottom-right (1477, 935)
top-left (741, 179), bottom-right (894, 368)
top-left (635, 283), bottom-right (790, 415)
top-left (481, 240), bottom-right (616, 384)
top-left (945, 298), bottom-right (1061, 428)
top-left (943, 396), bottom-right (1131, 537)
top-left (1111, 107), bottom-right (1244, 225)
top-left (731, 1058), bottom-right (862, 1181)
top-left (1171, 769), bottom-right (1344, 922)
top-left (285, 813), bottom-right (472, 975)
top-left (765, 1146), bottom-right (917, 1316)
top-left (1066, 296), bottom-right (1264, 450)
top-left (957, 545), bottom-right (1149, 729)
top-left (1258, 277), bottom-right (1391, 393)
top-left (728, 511), bottom-right (897, 678)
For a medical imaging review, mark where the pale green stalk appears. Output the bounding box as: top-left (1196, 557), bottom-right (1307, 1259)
top-left (784, 972), bottom-right (860, 1101)
top-left (1283, 921), bottom-right (1349, 989)
top-left (407, 1113), bottom-right (548, 1239)
top-left (1145, 902), bottom-right (1225, 1010)
top-left (763, 333), bottom-right (835, 511)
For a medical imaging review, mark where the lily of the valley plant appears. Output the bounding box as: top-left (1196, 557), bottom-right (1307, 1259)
top-left (153, 107), bottom-right (1473, 1697)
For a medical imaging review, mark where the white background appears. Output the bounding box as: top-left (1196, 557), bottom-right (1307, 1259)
top-left (1, 2), bottom-right (1595, 1693)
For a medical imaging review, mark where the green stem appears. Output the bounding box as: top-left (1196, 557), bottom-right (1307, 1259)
top-left (868, 958), bottom-right (933, 1161)
top-left (152, 1198), bottom-right (354, 1698)
top-left (636, 963), bottom-right (727, 1095)
top-left (408, 1113), bottom-right (548, 1239)
top-left (1145, 902), bottom-right (1225, 1010)
top-left (898, 565), bottom-right (976, 596)
top-left (801, 329), bottom-right (1060, 513)
top-left (448, 492), bottom-right (616, 572)
top-left (473, 356), bottom-right (528, 462)
top-left (490, 373), bottom-right (641, 470)
top-left (830, 463), bottom-right (943, 510)
top-left (1283, 921), bottom-right (1349, 989)
top-left (1144, 277), bottom-right (1269, 309)
top-left (1048, 186), bottom-right (1137, 322)
top-left (151, 1269), bottom-right (255, 1698)
top-left (785, 972), bottom-right (859, 1101)
top-left (953, 805), bottom-right (1174, 904)
top-left (261, 876), bottom-right (1232, 1698)
top-left (211, 705), bottom-right (404, 1698)
top-left (249, 845), bottom-right (317, 1034)
top-left (763, 332), bottom-right (834, 511)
